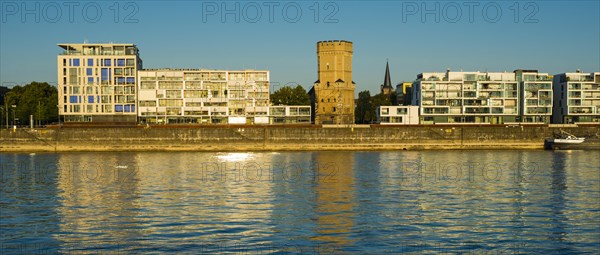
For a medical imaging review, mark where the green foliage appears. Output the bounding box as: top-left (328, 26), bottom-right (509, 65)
top-left (355, 90), bottom-right (372, 124)
top-left (270, 85), bottom-right (310, 105)
top-left (0, 86), bottom-right (10, 105)
top-left (355, 90), bottom-right (395, 124)
top-left (4, 82), bottom-right (58, 126)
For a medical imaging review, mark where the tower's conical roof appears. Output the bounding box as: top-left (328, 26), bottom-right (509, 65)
top-left (384, 61), bottom-right (391, 87)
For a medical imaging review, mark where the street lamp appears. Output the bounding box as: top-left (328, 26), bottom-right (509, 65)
top-left (11, 105), bottom-right (16, 129)
top-left (0, 106), bottom-right (4, 129)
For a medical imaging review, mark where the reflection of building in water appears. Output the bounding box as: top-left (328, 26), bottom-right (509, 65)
top-left (55, 153), bottom-right (143, 251)
top-left (311, 152), bottom-right (356, 247)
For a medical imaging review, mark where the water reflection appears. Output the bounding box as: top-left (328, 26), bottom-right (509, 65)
top-left (0, 151), bottom-right (598, 254)
top-left (311, 152), bottom-right (355, 251)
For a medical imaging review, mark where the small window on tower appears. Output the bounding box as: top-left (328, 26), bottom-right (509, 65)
top-left (333, 107), bottom-right (337, 112)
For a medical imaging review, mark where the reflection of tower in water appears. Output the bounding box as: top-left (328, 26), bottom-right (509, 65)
top-left (311, 152), bottom-right (356, 248)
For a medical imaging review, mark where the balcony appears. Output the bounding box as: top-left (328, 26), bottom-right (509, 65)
top-left (569, 107), bottom-right (594, 114)
top-left (464, 107), bottom-right (490, 114)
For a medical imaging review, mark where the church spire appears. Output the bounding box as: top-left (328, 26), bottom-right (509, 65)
top-left (384, 60), bottom-right (391, 87)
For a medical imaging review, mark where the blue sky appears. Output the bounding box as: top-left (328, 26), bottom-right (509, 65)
top-left (1, 1), bottom-right (599, 95)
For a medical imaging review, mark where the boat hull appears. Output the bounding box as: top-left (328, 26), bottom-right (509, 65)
top-left (544, 138), bottom-right (600, 150)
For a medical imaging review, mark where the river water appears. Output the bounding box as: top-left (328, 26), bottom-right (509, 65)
top-left (1, 151), bottom-right (599, 254)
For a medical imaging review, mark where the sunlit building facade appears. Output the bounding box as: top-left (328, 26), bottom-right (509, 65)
top-left (552, 71), bottom-right (600, 124)
top-left (137, 69), bottom-right (270, 124)
top-left (376, 106), bottom-right (419, 125)
top-left (57, 43), bottom-right (142, 122)
top-left (412, 70), bottom-right (520, 124)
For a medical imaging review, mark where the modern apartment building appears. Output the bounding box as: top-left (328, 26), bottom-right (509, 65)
top-left (57, 43), bottom-right (142, 122)
top-left (376, 106), bottom-right (419, 124)
top-left (269, 106), bottom-right (311, 124)
top-left (396, 82), bottom-right (413, 106)
top-left (137, 69), bottom-right (270, 124)
top-left (515, 70), bottom-right (553, 123)
top-left (552, 71), bottom-right (600, 124)
top-left (412, 70), bottom-right (520, 124)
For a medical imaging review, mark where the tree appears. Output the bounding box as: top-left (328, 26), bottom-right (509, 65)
top-left (4, 82), bottom-right (58, 126)
top-left (0, 86), bottom-right (10, 105)
top-left (270, 85), bottom-right (310, 105)
top-left (354, 90), bottom-right (394, 124)
top-left (355, 90), bottom-right (372, 124)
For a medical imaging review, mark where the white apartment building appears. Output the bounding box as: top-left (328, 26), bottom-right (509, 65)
top-left (552, 71), bottom-right (600, 124)
top-left (376, 106), bottom-right (419, 125)
top-left (515, 70), bottom-right (553, 123)
top-left (412, 70), bottom-right (519, 124)
top-left (411, 70), bottom-right (556, 124)
top-left (269, 106), bottom-right (311, 124)
top-left (137, 69), bottom-right (270, 124)
top-left (57, 43), bottom-right (142, 122)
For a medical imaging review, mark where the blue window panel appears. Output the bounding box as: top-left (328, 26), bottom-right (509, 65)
top-left (87, 77), bottom-right (94, 83)
top-left (88, 96), bottom-right (94, 103)
top-left (103, 59), bottom-right (111, 66)
top-left (73, 59), bottom-right (80, 66)
top-left (86, 68), bottom-right (93, 76)
top-left (115, 105), bottom-right (123, 112)
top-left (126, 77), bottom-right (135, 84)
top-left (69, 96), bottom-right (78, 103)
top-left (117, 59), bottom-right (125, 66)
top-left (116, 77), bottom-right (125, 84)
top-left (101, 68), bottom-right (109, 81)
top-left (124, 105), bottom-right (131, 112)
top-left (131, 105), bottom-right (135, 112)
top-left (88, 58), bottom-right (94, 66)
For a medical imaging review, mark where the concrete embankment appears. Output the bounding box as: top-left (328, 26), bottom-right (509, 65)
top-left (1, 125), bottom-right (599, 152)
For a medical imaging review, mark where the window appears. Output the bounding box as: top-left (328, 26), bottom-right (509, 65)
top-left (73, 59), bottom-right (80, 66)
top-left (101, 68), bottom-right (110, 81)
top-left (86, 68), bottom-right (93, 76)
top-left (139, 101), bottom-right (156, 107)
top-left (103, 59), bottom-right (111, 66)
top-left (115, 105), bottom-right (123, 112)
top-left (117, 59), bottom-right (125, 66)
top-left (87, 77), bottom-right (94, 84)
top-left (126, 59), bottom-right (135, 66)
top-left (88, 58), bottom-right (94, 66)
top-left (88, 96), bottom-right (94, 103)
top-left (333, 107), bottom-right (337, 112)
top-left (69, 96), bottom-right (78, 103)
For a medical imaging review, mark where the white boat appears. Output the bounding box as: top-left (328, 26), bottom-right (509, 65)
top-left (550, 136), bottom-right (585, 144)
top-left (545, 130), bottom-right (599, 150)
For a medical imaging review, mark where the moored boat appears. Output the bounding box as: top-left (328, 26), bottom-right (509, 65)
top-left (545, 131), bottom-right (600, 150)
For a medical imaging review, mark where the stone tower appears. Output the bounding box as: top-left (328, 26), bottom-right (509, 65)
top-left (311, 40), bottom-right (355, 125)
